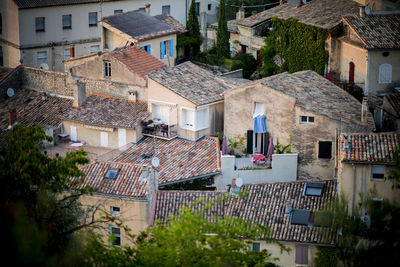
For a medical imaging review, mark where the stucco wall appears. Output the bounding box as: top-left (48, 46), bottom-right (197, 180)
top-left (339, 163), bottom-right (400, 212)
top-left (338, 40), bottom-right (368, 88)
top-left (219, 153), bottom-right (298, 190)
top-left (0, 0), bottom-right (21, 67)
top-left (63, 120), bottom-right (140, 149)
top-left (79, 194), bottom-right (148, 246)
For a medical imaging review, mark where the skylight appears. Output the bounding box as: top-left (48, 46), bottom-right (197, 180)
top-left (303, 182), bottom-right (324, 196)
top-left (105, 168), bottom-right (120, 179)
top-left (291, 209), bottom-right (312, 226)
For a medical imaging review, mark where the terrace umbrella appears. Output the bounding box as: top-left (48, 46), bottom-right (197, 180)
top-left (267, 136), bottom-right (274, 157)
top-left (222, 135), bottom-right (228, 155)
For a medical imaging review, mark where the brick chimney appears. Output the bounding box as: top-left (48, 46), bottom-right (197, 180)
top-left (8, 109), bottom-right (17, 129)
top-left (145, 3), bottom-right (151, 14)
top-left (236, 6), bottom-right (245, 20)
top-left (73, 81), bottom-right (86, 107)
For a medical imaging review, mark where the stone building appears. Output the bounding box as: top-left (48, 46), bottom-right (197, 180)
top-left (224, 70), bottom-right (374, 180)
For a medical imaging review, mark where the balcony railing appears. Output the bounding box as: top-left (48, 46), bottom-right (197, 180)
top-left (142, 119), bottom-right (178, 140)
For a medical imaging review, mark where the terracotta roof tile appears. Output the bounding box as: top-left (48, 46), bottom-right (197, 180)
top-left (341, 132), bottom-right (400, 164)
top-left (111, 136), bottom-right (221, 185)
top-left (110, 47), bottom-right (167, 78)
top-left (152, 180), bottom-right (337, 244)
top-left (63, 94), bottom-right (149, 129)
top-left (343, 14), bottom-right (400, 49)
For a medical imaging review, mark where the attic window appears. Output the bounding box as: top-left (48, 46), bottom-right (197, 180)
top-left (300, 116), bottom-right (314, 124)
top-left (105, 168), bottom-right (120, 179)
top-left (303, 182), bottom-right (324, 196)
top-left (291, 209), bottom-right (312, 226)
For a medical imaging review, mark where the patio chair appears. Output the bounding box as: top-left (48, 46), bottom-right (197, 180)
top-left (160, 124), bottom-right (169, 137)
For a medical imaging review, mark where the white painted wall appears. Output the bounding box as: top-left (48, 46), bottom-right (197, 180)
top-left (219, 153), bottom-right (298, 190)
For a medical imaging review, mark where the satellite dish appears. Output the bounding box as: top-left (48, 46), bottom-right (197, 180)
top-left (39, 63), bottom-right (49, 70)
top-left (236, 177), bottom-right (243, 187)
top-left (365, 6), bottom-right (371, 15)
top-left (151, 157), bottom-right (160, 168)
top-left (7, 88), bottom-right (14, 97)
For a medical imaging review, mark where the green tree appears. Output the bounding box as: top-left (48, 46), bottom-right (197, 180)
top-left (186, 0), bottom-right (202, 58)
top-left (216, 0), bottom-right (230, 58)
top-left (386, 145), bottom-right (400, 188)
top-left (83, 195), bottom-right (288, 266)
top-left (230, 51), bottom-right (257, 79)
top-left (0, 125), bottom-right (101, 265)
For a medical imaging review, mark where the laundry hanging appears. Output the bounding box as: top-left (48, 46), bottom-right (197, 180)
top-left (254, 114), bottom-right (266, 133)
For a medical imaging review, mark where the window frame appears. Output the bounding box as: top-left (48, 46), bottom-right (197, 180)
top-left (109, 226), bottom-right (121, 246)
top-left (251, 243), bottom-right (260, 251)
top-left (371, 165), bottom-right (385, 181)
top-left (105, 168), bottom-right (120, 179)
top-left (104, 61), bottom-right (111, 77)
top-left (36, 51), bottom-right (47, 67)
top-left (378, 63), bottom-right (392, 84)
top-left (181, 108), bottom-right (195, 130)
top-left (162, 5), bottom-right (171, 15)
top-left (195, 2), bottom-right (200, 16)
top-left (300, 115), bottom-right (315, 124)
top-left (35, 17), bottom-right (45, 32)
top-left (110, 206), bottom-right (121, 216)
top-left (195, 107), bottom-right (209, 131)
top-left (62, 14), bottom-right (72, 30)
top-left (141, 44), bottom-right (152, 54)
top-left (318, 141), bottom-right (332, 159)
top-left (64, 47), bottom-right (70, 60)
top-left (88, 12), bottom-right (98, 27)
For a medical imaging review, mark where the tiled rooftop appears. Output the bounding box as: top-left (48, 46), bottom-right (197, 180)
top-left (153, 14), bottom-right (187, 35)
top-left (242, 71), bottom-right (374, 131)
top-left (341, 132), bottom-right (400, 164)
top-left (111, 136), bottom-right (221, 185)
top-left (63, 94), bottom-right (149, 129)
top-left (76, 161), bottom-right (147, 198)
top-left (237, 0), bottom-right (359, 30)
top-left (14, 0), bottom-right (113, 8)
top-left (0, 88), bottom-right (72, 130)
top-left (152, 180), bottom-right (336, 244)
top-left (343, 14), bottom-right (400, 49)
top-left (149, 61), bottom-right (234, 106)
top-left (0, 66), bottom-right (14, 82)
top-left (385, 93), bottom-right (400, 118)
top-left (211, 19), bottom-right (239, 33)
top-left (102, 10), bottom-right (177, 42)
top-left (110, 47), bottom-right (167, 78)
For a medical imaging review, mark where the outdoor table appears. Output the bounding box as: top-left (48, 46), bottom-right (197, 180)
top-left (70, 142), bottom-right (84, 149)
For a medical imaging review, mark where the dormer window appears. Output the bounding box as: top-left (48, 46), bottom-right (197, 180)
top-left (105, 168), bottom-right (120, 179)
top-left (303, 182), bottom-right (324, 196)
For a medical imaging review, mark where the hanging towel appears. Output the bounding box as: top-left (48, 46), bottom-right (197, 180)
top-left (254, 115), bottom-right (267, 133)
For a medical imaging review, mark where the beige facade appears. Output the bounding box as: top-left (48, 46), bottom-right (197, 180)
top-left (79, 194), bottom-right (148, 246)
top-left (62, 120), bottom-right (141, 149)
top-left (147, 78), bottom-right (224, 141)
top-left (0, 0), bottom-right (21, 67)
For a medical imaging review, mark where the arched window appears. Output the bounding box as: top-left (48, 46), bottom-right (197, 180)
top-left (349, 62), bottom-right (355, 84)
top-left (379, 63), bottom-right (392, 84)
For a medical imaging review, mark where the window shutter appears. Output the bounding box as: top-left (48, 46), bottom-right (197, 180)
top-left (160, 41), bottom-right (165, 59)
top-left (169, 39), bottom-right (173, 56)
top-left (295, 245), bottom-right (308, 265)
top-left (141, 46), bottom-right (145, 50)
top-left (263, 132), bottom-right (269, 156)
top-left (247, 130), bottom-right (253, 154)
top-left (148, 44), bottom-right (152, 54)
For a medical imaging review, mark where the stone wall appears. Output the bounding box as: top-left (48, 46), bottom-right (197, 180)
top-left (0, 65), bottom-right (23, 100)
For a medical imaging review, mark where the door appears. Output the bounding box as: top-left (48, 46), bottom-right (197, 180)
top-left (100, 132), bottom-right (108, 147)
top-left (118, 128), bottom-right (126, 148)
top-left (349, 62), bottom-right (355, 84)
top-left (70, 126), bottom-right (77, 141)
top-left (254, 133), bottom-right (264, 154)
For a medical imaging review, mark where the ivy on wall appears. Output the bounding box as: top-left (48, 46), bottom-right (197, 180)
top-left (261, 17), bottom-right (329, 76)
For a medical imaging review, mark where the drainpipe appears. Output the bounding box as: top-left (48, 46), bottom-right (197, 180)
top-left (352, 164), bottom-right (357, 213)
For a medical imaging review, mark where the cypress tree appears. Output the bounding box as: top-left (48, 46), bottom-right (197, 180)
top-left (216, 0), bottom-right (230, 58)
top-left (186, 0), bottom-right (201, 57)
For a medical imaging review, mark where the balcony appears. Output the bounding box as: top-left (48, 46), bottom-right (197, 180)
top-left (141, 119), bottom-right (178, 140)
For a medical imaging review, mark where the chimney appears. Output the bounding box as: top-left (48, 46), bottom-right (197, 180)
top-left (236, 6), bottom-right (245, 20)
top-left (359, 5), bottom-right (366, 17)
top-left (8, 109), bottom-right (17, 129)
top-left (284, 199), bottom-right (293, 216)
top-left (298, 0), bottom-right (303, 7)
top-left (146, 165), bottom-right (158, 222)
top-left (361, 97), bottom-right (368, 123)
top-left (145, 3), bottom-right (151, 14)
top-left (73, 81), bottom-right (86, 107)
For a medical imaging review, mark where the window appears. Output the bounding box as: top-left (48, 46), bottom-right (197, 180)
top-left (208, 4), bottom-right (212, 10)
top-left (110, 206), bottom-right (120, 216)
top-left (62, 14), bottom-right (72, 29)
top-left (300, 116), bottom-right (314, 124)
top-left (251, 243), bottom-right (260, 251)
top-left (88, 12), bottom-right (97, 27)
top-left (295, 245), bottom-right (308, 265)
top-left (100, 131), bottom-right (108, 147)
top-left (382, 51), bottom-right (389, 57)
top-left (105, 168), bottom-right (120, 179)
top-left (104, 61), bottom-right (111, 77)
top-left (162, 5), bottom-right (170, 14)
top-left (160, 40), bottom-right (173, 59)
top-left (291, 209), bottom-right (312, 226)
top-left (141, 44), bottom-right (151, 54)
top-left (196, 108), bottom-right (209, 130)
top-left (64, 48), bottom-right (70, 60)
top-left (35, 17), bottom-right (45, 31)
top-left (114, 9), bottom-right (123, 14)
top-left (379, 63), bottom-right (392, 84)
top-left (90, 45), bottom-right (100, 53)
top-left (182, 108), bottom-right (195, 129)
top-left (152, 104), bottom-right (170, 124)
top-left (371, 165), bottom-right (385, 181)
top-left (318, 141), bottom-right (332, 159)
top-left (254, 102), bottom-right (264, 117)
top-left (36, 51), bottom-right (47, 67)
top-left (304, 182), bottom-right (324, 196)
top-left (195, 2), bottom-right (200, 16)
top-left (109, 226), bottom-right (121, 246)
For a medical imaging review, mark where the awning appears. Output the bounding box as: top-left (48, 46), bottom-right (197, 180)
top-left (254, 114), bottom-right (266, 133)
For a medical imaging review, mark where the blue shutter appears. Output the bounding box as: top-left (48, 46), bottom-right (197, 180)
top-left (141, 46), bottom-right (145, 51)
top-left (169, 39), bottom-right (173, 56)
top-left (148, 44), bottom-right (152, 54)
top-left (160, 41), bottom-right (165, 59)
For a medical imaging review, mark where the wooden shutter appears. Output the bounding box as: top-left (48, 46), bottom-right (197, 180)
top-left (160, 41), bottom-right (165, 59)
top-left (247, 130), bottom-right (253, 154)
top-left (295, 245), bottom-right (308, 265)
top-left (263, 132), bottom-right (269, 156)
top-left (349, 62), bottom-right (355, 84)
top-left (169, 39), bottom-right (173, 56)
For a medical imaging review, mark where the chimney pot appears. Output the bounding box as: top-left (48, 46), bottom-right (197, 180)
top-left (73, 82), bottom-right (86, 107)
top-left (236, 7), bottom-right (245, 20)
